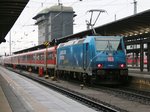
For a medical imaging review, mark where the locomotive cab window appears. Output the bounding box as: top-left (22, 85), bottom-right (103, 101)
top-left (95, 37), bottom-right (122, 51)
top-left (117, 41), bottom-right (122, 50)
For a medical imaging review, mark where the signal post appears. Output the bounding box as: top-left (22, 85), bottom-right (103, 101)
top-left (44, 41), bottom-right (50, 79)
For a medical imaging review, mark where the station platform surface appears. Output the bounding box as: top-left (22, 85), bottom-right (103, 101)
top-left (129, 69), bottom-right (150, 78)
top-left (0, 87), bottom-right (12, 112)
top-left (128, 68), bottom-right (150, 89)
top-left (1, 66), bottom-right (150, 112)
top-left (0, 71), bottom-right (28, 112)
top-left (0, 66), bottom-right (97, 112)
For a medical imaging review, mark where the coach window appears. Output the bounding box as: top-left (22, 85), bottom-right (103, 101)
top-left (27, 55), bottom-right (30, 60)
top-left (41, 54), bottom-right (44, 60)
top-left (37, 55), bottom-right (39, 60)
top-left (21, 56), bottom-right (24, 61)
top-left (23, 55), bottom-right (26, 61)
top-left (48, 52), bottom-right (53, 60)
top-left (21, 56), bottom-right (23, 61)
top-left (33, 54), bottom-right (36, 60)
top-left (38, 53), bottom-right (41, 60)
top-left (39, 53), bottom-right (44, 60)
top-left (30, 54), bottom-right (34, 60)
top-left (19, 56), bottom-right (22, 61)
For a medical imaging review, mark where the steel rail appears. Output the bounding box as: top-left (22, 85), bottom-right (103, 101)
top-left (92, 85), bottom-right (150, 105)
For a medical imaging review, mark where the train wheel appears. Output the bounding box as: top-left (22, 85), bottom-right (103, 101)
top-left (78, 73), bottom-right (83, 82)
top-left (66, 73), bottom-right (70, 81)
top-left (82, 74), bottom-right (86, 84)
top-left (89, 77), bottom-right (94, 86)
top-left (82, 74), bottom-right (91, 86)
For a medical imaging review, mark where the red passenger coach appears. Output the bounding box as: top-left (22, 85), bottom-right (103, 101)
top-left (4, 46), bottom-right (57, 76)
top-left (3, 56), bottom-right (12, 66)
top-left (32, 46), bottom-right (56, 67)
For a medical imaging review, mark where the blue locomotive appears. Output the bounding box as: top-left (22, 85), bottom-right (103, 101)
top-left (56, 36), bottom-right (128, 84)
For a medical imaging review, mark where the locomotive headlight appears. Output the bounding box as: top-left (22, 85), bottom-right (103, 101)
top-left (97, 64), bottom-right (103, 69)
top-left (119, 64), bottom-right (125, 68)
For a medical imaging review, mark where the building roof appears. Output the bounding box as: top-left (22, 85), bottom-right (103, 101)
top-left (0, 0), bottom-right (29, 44)
top-left (33, 5), bottom-right (74, 19)
top-left (48, 5), bottom-right (73, 12)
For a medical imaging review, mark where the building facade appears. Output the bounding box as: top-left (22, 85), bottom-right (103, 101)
top-left (33, 5), bottom-right (75, 45)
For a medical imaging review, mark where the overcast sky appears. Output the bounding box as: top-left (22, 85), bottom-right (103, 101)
top-left (0, 0), bottom-right (150, 55)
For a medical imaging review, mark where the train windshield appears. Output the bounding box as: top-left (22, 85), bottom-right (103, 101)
top-left (95, 37), bottom-right (122, 51)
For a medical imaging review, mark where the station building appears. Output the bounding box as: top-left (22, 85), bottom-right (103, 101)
top-left (33, 5), bottom-right (75, 45)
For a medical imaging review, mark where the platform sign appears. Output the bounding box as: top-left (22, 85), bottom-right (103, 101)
top-left (43, 41), bottom-right (50, 47)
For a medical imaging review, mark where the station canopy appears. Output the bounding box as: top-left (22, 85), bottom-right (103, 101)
top-left (14, 9), bottom-right (150, 54)
top-left (0, 0), bottom-right (29, 44)
top-left (57, 9), bottom-right (150, 43)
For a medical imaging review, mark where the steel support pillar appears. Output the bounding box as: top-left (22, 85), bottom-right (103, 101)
top-left (132, 45), bottom-right (135, 66)
top-left (147, 42), bottom-right (150, 72)
top-left (135, 52), bottom-right (138, 66)
top-left (140, 40), bottom-right (144, 72)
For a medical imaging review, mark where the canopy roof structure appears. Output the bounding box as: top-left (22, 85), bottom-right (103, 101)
top-left (57, 9), bottom-right (150, 43)
top-left (14, 9), bottom-right (150, 54)
top-left (0, 0), bottom-right (29, 43)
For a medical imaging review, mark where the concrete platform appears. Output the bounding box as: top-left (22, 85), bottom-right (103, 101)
top-left (0, 87), bottom-right (12, 112)
top-left (0, 66), bottom-right (97, 112)
top-left (0, 73), bottom-right (29, 112)
top-left (6, 67), bottom-right (150, 112)
top-left (1, 66), bottom-right (150, 112)
top-left (129, 69), bottom-right (150, 88)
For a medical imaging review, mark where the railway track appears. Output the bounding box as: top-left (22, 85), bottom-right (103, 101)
top-left (53, 74), bottom-right (150, 105)
top-left (52, 72), bottom-right (150, 105)
top-left (113, 87), bottom-right (150, 105)
top-left (7, 67), bottom-right (127, 112)
top-left (91, 85), bottom-right (150, 105)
